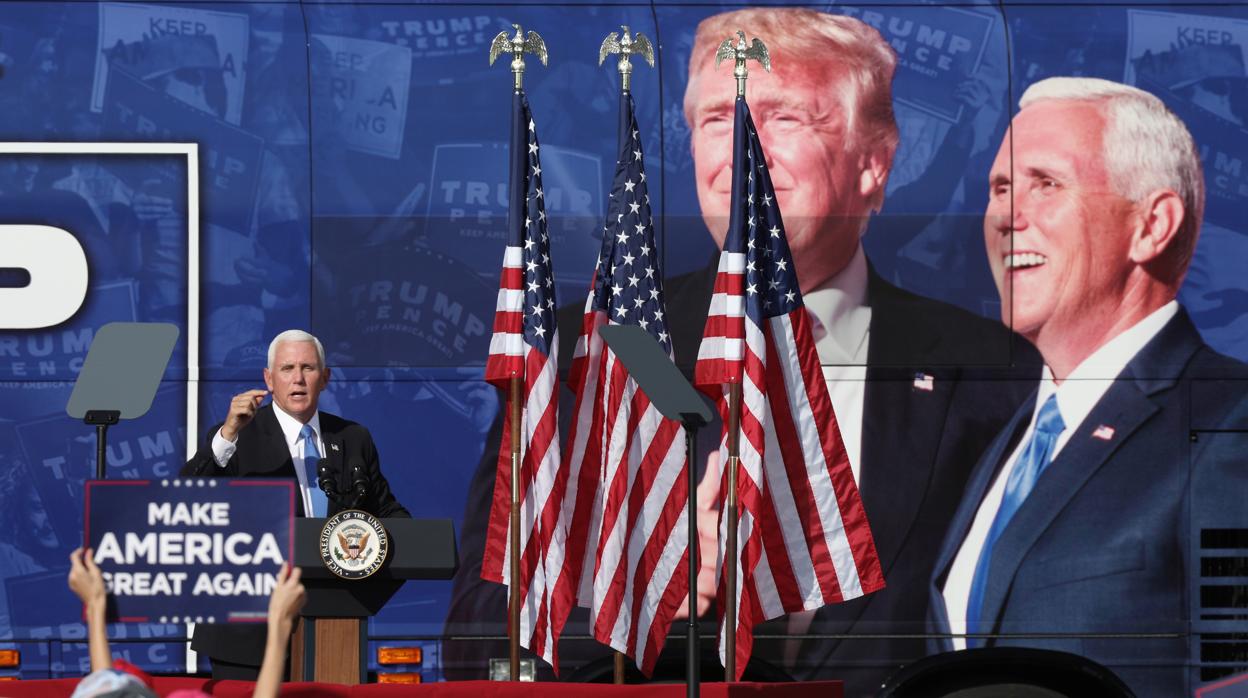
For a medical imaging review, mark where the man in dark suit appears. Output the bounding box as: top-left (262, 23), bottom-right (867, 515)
top-left (929, 77), bottom-right (1248, 697)
top-left (181, 329), bottom-right (409, 679)
top-left (444, 9), bottom-right (1033, 692)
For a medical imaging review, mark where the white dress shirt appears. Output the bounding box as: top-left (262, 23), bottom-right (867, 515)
top-left (941, 301), bottom-right (1179, 649)
top-left (803, 243), bottom-right (872, 485)
top-left (211, 404), bottom-right (325, 516)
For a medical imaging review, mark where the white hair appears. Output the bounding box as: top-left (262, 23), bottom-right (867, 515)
top-left (267, 329), bottom-right (325, 370)
top-left (1019, 77), bottom-right (1204, 275)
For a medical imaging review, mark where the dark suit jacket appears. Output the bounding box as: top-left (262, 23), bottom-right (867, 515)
top-left (443, 261), bottom-right (1035, 688)
top-left (927, 310), bottom-right (1248, 697)
top-left (180, 403), bottom-right (409, 666)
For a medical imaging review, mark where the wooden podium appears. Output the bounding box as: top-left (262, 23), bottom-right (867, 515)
top-left (288, 518), bottom-right (457, 684)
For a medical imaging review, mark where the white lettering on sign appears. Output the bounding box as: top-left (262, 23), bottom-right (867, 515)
top-left (0, 225), bottom-right (89, 329)
top-left (94, 531), bottom-right (283, 565)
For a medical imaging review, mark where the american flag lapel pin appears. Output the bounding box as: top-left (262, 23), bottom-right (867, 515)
top-left (1091, 425), bottom-right (1115, 441)
top-left (330, 442), bottom-right (341, 451)
top-left (913, 372), bottom-right (934, 392)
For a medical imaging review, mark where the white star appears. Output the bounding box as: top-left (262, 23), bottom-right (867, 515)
top-left (640, 244), bottom-right (651, 256)
top-left (542, 253), bottom-right (549, 263)
top-left (762, 193), bottom-right (773, 206)
top-left (785, 290), bottom-right (796, 302)
top-left (747, 238), bottom-right (755, 250)
top-left (546, 297), bottom-right (554, 307)
top-left (629, 202), bottom-right (640, 214)
top-left (529, 119), bottom-right (536, 131)
top-left (746, 283), bottom-right (757, 295)
top-left (639, 171), bottom-right (646, 182)
top-left (525, 216), bottom-right (532, 228)
top-left (624, 179), bottom-right (636, 192)
top-left (633, 297), bottom-right (645, 308)
top-left (776, 259), bottom-right (788, 271)
top-left (616, 306), bottom-right (628, 318)
top-left (632, 128), bottom-right (639, 139)
top-left (533, 324), bottom-right (546, 338)
top-left (649, 288), bottom-right (659, 299)
top-left (770, 225), bottom-right (781, 238)
top-left (524, 237), bottom-right (535, 250)
top-left (638, 318), bottom-right (649, 330)
top-left (527, 281), bottom-right (540, 293)
top-left (748, 216), bottom-right (756, 227)
top-left (526, 259), bottom-right (538, 272)
top-left (645, 266), bottom-right (655, 278)
top-left (768, 279), bottom-right (779, 290)
top-left (528, 142), bottom-right (538, 154)
top-left (532, 164), bottom-right (541, 176)
top-left (622, 252), bottom-right (635, 266)
top-left (628, 274), bottom-right (640, 287)
top-left (535, 188), bottom-right (543, 199)
top-left (616, 230), bottom-right (630, 244)
top-left (531, 304), bottom-right (543, 315)
top-left (634, 149), bottom-right (642, 161)
top-left (748, 194), bottom-right (754, 205)
top-left (612, 284), bottom-right (624, 296)
top-left (654, 309), bottom-right (664, 321)
top-left (546, 277), bottom-right (553, 288)
top-left (746, 260), bottom-right (756, 272)
top-left (538, 210), bottom-right (546, 221)
top-left (617, 213), bottom-right (624, 223)
top-left (658, 331), bottom-right (669, 343)
top-left (635, 223), bottom-right (646, 235)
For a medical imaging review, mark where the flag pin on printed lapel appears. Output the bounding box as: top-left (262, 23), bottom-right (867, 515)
top-left (913, 372), bottom-right (934, 392)
top-left (1092, 425), bottom-right (1115, 441)
top-left (330, 442), bottom-right (340, 451)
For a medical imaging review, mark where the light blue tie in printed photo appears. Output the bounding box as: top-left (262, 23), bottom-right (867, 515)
top-left (966, 394), bottom-right (1065, 647)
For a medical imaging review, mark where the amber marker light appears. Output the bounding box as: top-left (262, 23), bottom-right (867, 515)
top-left (377, 672), bottom-right (421, 684)
top-left (377, 647), bottom-right (422, 665)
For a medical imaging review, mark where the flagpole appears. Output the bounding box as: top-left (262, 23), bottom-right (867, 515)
top-left (508, 375), bottom-right (522, 680)
top-left (489, 23), bottom-right (549, 682)
top-left (725, 382), bottom-right (742, 683)
top-left (714, 30), bottom-right (771, 684)
top-left (598, 25), bottom-right (656, 687)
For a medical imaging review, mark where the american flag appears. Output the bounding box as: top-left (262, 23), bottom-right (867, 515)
top-left (694, 97), bottom-right (885, 679)
top-left (482, 91), bottom-right (565, 667)
top-left (550, 93), bottom-right (689, 676)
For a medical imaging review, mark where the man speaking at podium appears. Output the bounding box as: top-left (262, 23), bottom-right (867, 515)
top-left (181, 329), bottom-right (409, 679)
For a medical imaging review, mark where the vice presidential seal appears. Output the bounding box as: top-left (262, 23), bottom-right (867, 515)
top-left (319, 510), bottom-right (389, 579)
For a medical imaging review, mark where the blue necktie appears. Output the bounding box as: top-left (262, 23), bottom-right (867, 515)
top-left (966, 394), bottom-right (1065, 647)
top-left (300, 424), bottom-right (328, 518)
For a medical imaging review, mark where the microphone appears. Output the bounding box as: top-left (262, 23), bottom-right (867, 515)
top-left (318, 462), bottom-right (343, 506)
top-left (349, 464), bottom-right (369, 509)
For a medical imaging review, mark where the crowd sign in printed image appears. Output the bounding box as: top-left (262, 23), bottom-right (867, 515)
top-left (1126, 10), bottom-right (1248, 230)
top-left (1125, 10), bottom-right (1248, 90)
top-left (101, 68), bottom-right (263, 234)
top-left (422, 142), bottom-right (601, 284)
top-left (838, 6), bottom-right (995, 123)
top-left (312, 34), bottom-right (413, 160)
top-left (84, 478), bottom-right (293, 622)
top-left (93, 2), bottom-right (250, 125)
